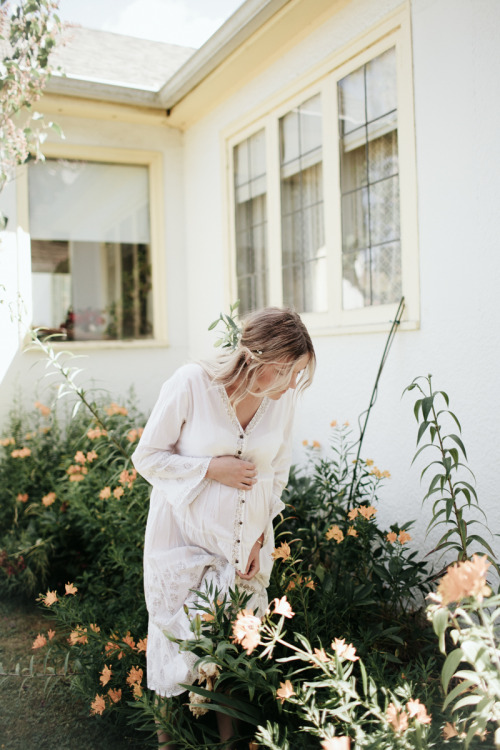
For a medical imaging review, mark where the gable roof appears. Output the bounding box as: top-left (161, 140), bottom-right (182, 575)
top-left (47, 25), bottom-right (195, 104)
top-left (46, 0), bottom-right (291, 109)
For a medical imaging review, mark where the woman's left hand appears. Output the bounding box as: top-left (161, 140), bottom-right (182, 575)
top-left (237, 538), bottom-right (262, 580)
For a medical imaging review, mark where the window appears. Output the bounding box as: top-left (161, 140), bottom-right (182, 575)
top-left (233, 129), bottom-right (268, 311)
top-left (229, 28), bottom-right (418, 330)
top-left (279, 94), bottom-right (326, 313)
top-left (338, 48), bottom-right (401, 310)
top-left (28, 158), bottom-right (154, 342)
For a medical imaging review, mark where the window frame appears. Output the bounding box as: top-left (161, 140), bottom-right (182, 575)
top-left (18, 143), bottom-right (167, 348)
top-left (225, 14), bottom-right (419, 334)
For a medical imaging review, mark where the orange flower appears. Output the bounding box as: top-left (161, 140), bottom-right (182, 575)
top-left (100, 665), bottom-right (113, 686)
top-left (231, 609), bottom-right (262, 654)
top-left (74, 451), bottom-right (86, 464)
top-left (11, 447), bottom-right (31, 458)
top-left (313, 647), bottom-right (330, 663)
top-left (398, 530), bottom-right (411, 545)
top-left (382, 470), bottom-right (391, 478)
top-left (16, 493), bottom-right (28, 502)
top-left (272, 541), bottom-right (291, 561)
top-left (104, 640), bottom-right (123, 659)
top-left (387, 532), bottom-right (397, 544)
top-left (365, 459), bottom-right (374, 467)
top-left (127, 428), bottom-right (144, 442)
top-left (304, 576), bottom-right (316, 590)
top-left (347, 527), bottom-right (358, 538)
top-left (126, 666), bottom-right (143, 687)
top-left (312, 440), bottom-right (321, 449)
top-left (302, 439), bottom-right (308, 446)
top-left (0, 437), bottom-right (15, 446)
top-left (119, 469), bottom-right (137, 489)
top-left (438, 554), bottom-right (491, 605)
top-left (326, 525), bottom-right (344, 543)
top-left (358, 505), bottom-right (377, 520)
top-left (132, 683), bottom-right (143, 699)
top-left (113, 486), bottom-right (124, 499)
top-left (406, 699), bottom-right (431, 724)
top-left (347, 508), bottom-right (358, 521)
top-left (90, 694), bottom-right (106, 715)
top-left (136, 637), bottom-right (147, 653)
top-left (41, 492), bottom-right (56, 507)
top-left (47, 629), bottom-right (56, 640)
top-left (321, 739), bottom-right (350, 750)
top-left (65, 582), bottom-right (78, 595)
top-left (87, 427), bottom-right (107, 439)
top-left (89, 623), bottom-right (100, 633)
top-left (276, 680), bottom-right (295, 703)
top-left (86, 450), bottom-right (98, 462)
top-left (343, 421), bottom-right (349, 427)
top-left (34, 401), bottom-right (51, 417)
top-left (123, 633), bottom-right (136, 650)
top-left (100, 486), bottom-right (111, 499)
top-left (69, 473), bottom-right (85, 482)
top-left (272, 596), bottom-right (295, 619)
top-left (386, 703), bottom-right (408, 733)
top-left (331, 638), bottom-right (359, 661)
top-left (32, 633), bottom-right (47, 649)
top-left (105, 403), bottom-right (128, 416)
top-left (68, 627), bottom-right (88, 646)
top-left (442, 722), bottom-right (459, 739)
top-left (42, 590), bottom-right (58, 606)
top-left (108, 688), bottom-right (122, 703)
top-left (330, 420), bottom-right (337, 428)
top-left (202, 612), bottom-right (215, 622)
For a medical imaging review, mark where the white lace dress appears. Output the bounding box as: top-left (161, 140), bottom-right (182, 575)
top-left (132, 363), bottom-right (295, 697)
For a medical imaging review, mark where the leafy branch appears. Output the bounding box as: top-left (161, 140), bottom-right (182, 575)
top-left (404, 374), bottom-right (495, 566)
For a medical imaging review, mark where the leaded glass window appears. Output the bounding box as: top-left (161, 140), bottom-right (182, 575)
top-left (233, 130), bottom-right (267, 314)
top-left (280, 94), bottom-right (326, 313)
top-left (338, 47), bottom-right (401, 310)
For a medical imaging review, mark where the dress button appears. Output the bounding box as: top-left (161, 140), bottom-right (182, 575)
top-left (239, 434), bottom-right (244, 439)
top-left (239, 521), bottom-right (243, 525)
top-left (235, 559), bottom-right (239, 564)
top-left (237, 538), bottom-right (240, 543)
top-left (237, 450), bottom-right (242, 455)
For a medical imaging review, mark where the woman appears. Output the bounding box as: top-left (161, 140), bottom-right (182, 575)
top-left (132, 307), bottom-right (315, 747)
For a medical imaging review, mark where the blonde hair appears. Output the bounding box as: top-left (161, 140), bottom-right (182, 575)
top-left (207, 307), bottom-right (315, 406)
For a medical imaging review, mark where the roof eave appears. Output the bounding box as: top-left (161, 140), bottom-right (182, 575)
top-left (45, 74), bottom-right (163, 108)
top-left (158, 0), bottom-right (292, 110)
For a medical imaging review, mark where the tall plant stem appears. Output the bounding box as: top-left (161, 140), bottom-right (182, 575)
top-left (347, 297), bottom-right (405, 508)
top-left (429, 391), bottom-right (467, 561)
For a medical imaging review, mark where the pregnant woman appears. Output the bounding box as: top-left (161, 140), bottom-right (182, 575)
top-left (132, 307), bottom-right (315, 748)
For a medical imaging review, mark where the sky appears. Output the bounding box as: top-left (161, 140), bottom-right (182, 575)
top-left (56, 0), bottom-right (245, 49)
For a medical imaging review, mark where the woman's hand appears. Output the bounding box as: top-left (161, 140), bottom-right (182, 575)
top-left (237, 536), bottom-right (264, 580)
top-left (206, 456), bottom-right (257, 490)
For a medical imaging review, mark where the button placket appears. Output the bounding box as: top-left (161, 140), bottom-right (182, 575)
top-left (233, 432), bottom-right (246, 567)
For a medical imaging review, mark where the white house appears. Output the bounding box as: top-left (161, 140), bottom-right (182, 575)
top-left (1, 0), bottom-right (499, 557)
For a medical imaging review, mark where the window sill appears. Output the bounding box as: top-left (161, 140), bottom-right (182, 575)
top-left (23, 336), bottom-right (169, 352)
top-left (308, 319), bottom-right (419, 338)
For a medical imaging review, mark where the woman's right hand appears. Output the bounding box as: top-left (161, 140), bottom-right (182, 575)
top-left (206, 456), bottom-right (257, 490)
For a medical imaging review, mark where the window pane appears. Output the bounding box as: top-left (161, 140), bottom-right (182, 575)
top-left (338, 48), bottom-right (401, 309)
top-left (280, 94), bottom-right (326, 312)
top-left (234, 130), bottom-right (268, 313)
top-left (29, 159), bottom-right (153, 341)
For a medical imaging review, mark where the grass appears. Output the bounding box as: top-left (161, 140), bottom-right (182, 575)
top-left (0, 597), bottom-right (155, 750)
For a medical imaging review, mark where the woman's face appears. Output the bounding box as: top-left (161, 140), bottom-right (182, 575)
top-left (255, 353), bottom-right (310, 400)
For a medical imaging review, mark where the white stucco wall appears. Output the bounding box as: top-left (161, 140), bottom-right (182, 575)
top-left (1, 0), bottom-right (499, 563)
top-left (180, 0), bottom-right (500, 559)
top-left (0, 115), bottom-right (189, 423)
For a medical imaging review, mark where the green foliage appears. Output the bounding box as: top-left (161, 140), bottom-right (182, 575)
top-left (428, 558), bottom-right (500, 747)
top-left (404, 375), bottom-right (495, 565)
top-left (208, 301), bottom-right (242, 351)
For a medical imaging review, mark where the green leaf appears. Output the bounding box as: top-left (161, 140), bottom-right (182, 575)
top-left (416, 420), bottom-right (430, 444)
top-left (421, 396), bottom-right (434, 421)
top-left (441, 648), bottom-right (464, 693)
top-left (443, 678), bottom-right (474, 709)
top-left (431, 607), bottom-right (449, 652)
top-left (448, 433), bottom-right (467, 458)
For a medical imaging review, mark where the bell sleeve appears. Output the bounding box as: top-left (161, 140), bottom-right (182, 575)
top-left (132, 367), bottom-right (212, 510)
